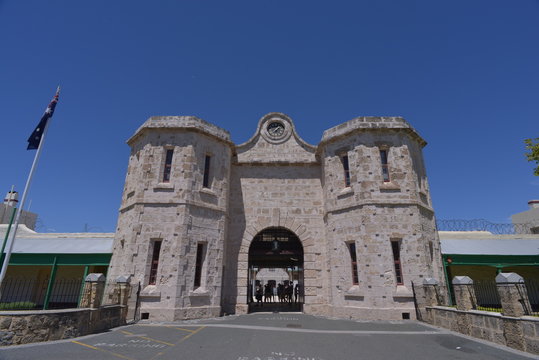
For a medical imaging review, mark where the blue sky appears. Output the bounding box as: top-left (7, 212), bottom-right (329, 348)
top-left (1, 1), bottom-right (538, 232)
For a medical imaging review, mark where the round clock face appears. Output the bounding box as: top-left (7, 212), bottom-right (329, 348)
top-left (267, 122), bottom-right (285, 137)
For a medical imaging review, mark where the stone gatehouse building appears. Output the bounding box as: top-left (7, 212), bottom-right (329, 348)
top-left (107, 112), bottom-right (445, 321)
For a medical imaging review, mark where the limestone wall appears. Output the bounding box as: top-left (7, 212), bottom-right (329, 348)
top-left (235, 113), bottom-right (317, 164)
top-left (223, 163), bottom-right (329, 315)
top-left (426, 307), bottom-right (539, 355)
top-left (110, 113), bottom-right (443, 321)
top-left (0, 306), bottom-right (124, 346)
top-left (418, 273), bottom-right (539, 355)
top-left (319, 122), bottom-right (443, 320)
top-left (108, 117), bottom-right (232, 321)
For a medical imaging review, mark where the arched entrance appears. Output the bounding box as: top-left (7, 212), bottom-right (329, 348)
top-left (247, 227), bottom-right (304, 313)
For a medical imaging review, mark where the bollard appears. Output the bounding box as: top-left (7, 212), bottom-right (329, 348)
top-left (116, 275), bottom-right (132, 307)
top-left (495, 273), bottom-right (532, 317)
top-left (495, 273), bottom-right (530, 351)
top-left (422, 278), bottom-right (441, 307)
top-left (452, 276), bottom-right (475, 336)
top-left (80, 273), bottom-right (106, 309)
top-left (452, 276), bottom-right (475, 311)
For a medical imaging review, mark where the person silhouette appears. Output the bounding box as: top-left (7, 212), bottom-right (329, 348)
top-left (255, 284), bottom-right (263, 306)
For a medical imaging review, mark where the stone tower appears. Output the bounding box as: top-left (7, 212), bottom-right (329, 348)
top-left (318, 117), bottom-right (443, 319)
top-left (107, 117), bottom-right (232, 320)
top-left (107, 113), bottom-right (444, 321)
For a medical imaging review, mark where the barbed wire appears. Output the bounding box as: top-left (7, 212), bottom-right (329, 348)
top-left (436, 219), bottom-right (537, 235)
top-left (34, 217), bottom-right (56, 233)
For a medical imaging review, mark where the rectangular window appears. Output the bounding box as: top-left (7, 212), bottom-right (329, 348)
top-left (148, 240), bottom-right (162, 285)
top-left (391, 239), bottom-right (403, 285)
top-left (162, 149), bottom-right (174, 183)
top-left (194, 243), bottom-right (206, 288)
top-left (348, 242), bottom-right (359, 285)
top-left (203, 155), bottom-right (211, 188)
top-left (341, 154), bottom-right (351, 187)
top-left (380, 149), bottom-right (390, 182)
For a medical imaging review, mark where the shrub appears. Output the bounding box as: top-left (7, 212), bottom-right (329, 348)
top-left (0, 302), bottom-right (37, 310)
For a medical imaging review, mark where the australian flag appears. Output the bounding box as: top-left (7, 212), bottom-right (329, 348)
top-left (27, 87), bottom-right (60, 150)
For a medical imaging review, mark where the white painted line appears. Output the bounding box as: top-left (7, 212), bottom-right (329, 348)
top-left (137, 323), bottom-right (442, 335)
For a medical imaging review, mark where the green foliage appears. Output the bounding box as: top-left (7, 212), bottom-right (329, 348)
top-left (524, 137), bottom-right (539, 176)
top-left (476, 306), bottom-right (502, 313)
top-left (0, 301), bottom-right (36, 310)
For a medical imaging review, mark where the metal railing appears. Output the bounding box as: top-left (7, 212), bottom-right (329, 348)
top-left (0, 277), bottom-right (84, 310)
top-left (524, 279), bottom-right (539, 316)
top-left (472, 281), bottom-right (502, 312)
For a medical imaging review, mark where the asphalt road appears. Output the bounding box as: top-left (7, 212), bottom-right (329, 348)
top-left (0, 313), bottom-right (535, 360)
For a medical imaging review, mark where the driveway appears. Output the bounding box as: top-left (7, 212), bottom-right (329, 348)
top-left (0, 313), bottom-right (534, 360)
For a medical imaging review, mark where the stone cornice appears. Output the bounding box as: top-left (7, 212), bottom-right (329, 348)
top-left (119, 200), bottom-right (227, 214)
top-left (232, 160), bottom-right (320, 166)
top-left (317, 116), bottom-right (427, 152)
top-left (325, 200), bottom-right (434, 216)
top-left (127, 116), bottom-right (233, 147)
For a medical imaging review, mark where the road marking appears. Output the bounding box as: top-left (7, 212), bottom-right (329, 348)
top-left (257, 317), bottom-right (300, 321)
top-left (238, 352), bottom-right (324, 360)
top-left (121, 330), bottom-right (175, 346)
top-left (71, 340), bottom-right (136, 360)
top-left (149, 326), bottom-right (206, 360)
top-left (165, 325), bottom-right (196, 333)
top-left (179, 326), bottom-right (205, 343)
top-left (141, 323), bottom-right (443, 335)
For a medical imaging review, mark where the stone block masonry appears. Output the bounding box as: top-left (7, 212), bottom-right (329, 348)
top-left (0, 274), bottom-right (131, 346)
top-left (107, 112), bottom-right (445, 321)
top-left (418, 274), bottom-right (539, 355)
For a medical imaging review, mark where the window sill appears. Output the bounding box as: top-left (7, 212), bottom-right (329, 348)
top-left (200, 187), bottom-right (216, 196)
top-left (344, 285), bottom-right (364, 300)
top-left (379, 182), bottom-right (400, 192)
top-left (392, 285), bottom-right (413, 299)
top-left (345, 285), bottom-right (361, 295)
top-left (154, 183), bottom-right (175, 191)
top-left (189, 287), bottom-right (210, 297)
top-left (140, 285), bottom-right (161, 299)
top-left (337, 187), bottom-right (354, 198)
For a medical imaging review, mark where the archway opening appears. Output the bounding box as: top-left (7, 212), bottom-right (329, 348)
top-left (247, 227), bottom-right (304, 313)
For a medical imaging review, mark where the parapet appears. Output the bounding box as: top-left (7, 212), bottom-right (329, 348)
top-left (320, 116), bottom-right (426, 147)
top-left (127, 116), bottom-right (232, 145)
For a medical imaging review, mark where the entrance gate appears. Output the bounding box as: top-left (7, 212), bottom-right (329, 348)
top-left (247, 227), bottom-right (304, 313)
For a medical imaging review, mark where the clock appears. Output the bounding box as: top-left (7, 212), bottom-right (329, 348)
top-left (267, 122), bottom-right (285, 138)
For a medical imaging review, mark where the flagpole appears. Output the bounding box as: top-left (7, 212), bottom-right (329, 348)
top-left (0, 86), bottom-right (60, 288)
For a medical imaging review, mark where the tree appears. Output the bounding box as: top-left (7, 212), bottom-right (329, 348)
top-left (524, 137), bottom-right (539, 176)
